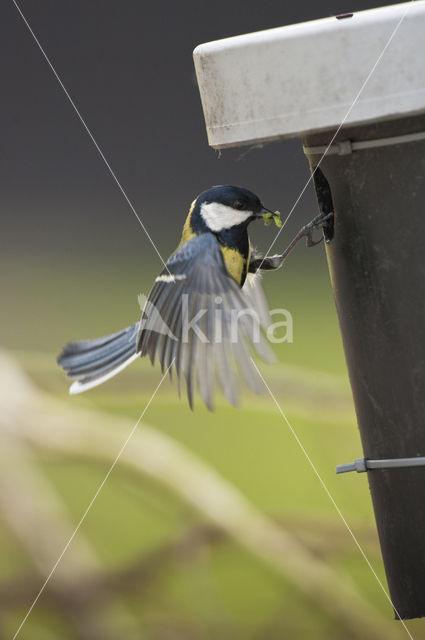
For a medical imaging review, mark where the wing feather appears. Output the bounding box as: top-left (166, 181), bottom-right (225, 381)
top-left (137, 233), bottom-right (273, 409)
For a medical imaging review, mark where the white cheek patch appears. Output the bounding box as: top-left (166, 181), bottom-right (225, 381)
top-left (200, 202), bottom-right (252, 232)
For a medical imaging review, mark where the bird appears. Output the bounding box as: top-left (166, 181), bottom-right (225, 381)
top-left (57, 185), bottom-right (330, 410)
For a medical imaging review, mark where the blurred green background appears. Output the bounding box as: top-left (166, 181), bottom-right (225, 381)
top-left (1, 1), bottom-right (423, 638)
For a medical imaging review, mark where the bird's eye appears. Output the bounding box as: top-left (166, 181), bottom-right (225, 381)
top-left (233, 200), bottom-right (245, 210)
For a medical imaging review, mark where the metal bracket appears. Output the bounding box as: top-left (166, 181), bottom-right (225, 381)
top-left (336, 456), bottom-right (425, 474)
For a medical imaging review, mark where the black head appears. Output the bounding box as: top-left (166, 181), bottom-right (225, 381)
top-left (191, 185), bottom-right (269, 234)
top-left (199, 185), bottom-right (263, 214)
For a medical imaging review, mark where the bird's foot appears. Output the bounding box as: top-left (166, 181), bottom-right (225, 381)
top-left (303, 212), bottom-right (333, 248)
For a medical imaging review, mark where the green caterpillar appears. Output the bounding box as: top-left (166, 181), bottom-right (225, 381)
top-left (262, 210), bottom-right (282, 228)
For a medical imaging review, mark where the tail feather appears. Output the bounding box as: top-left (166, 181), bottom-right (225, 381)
top-left (64, 343), bottom-right (137, 380)
top-left (59, 326), bottom-right (130, 356)
top-left (59, 336), bottom-right (137, 374)
top-left (57, 323), bottom-right (139, 393)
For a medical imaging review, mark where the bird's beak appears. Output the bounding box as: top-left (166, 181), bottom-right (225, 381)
top-left (260, 206), bottom-right (275, 217)
top-left (254, 206), bottom-right (273, 219)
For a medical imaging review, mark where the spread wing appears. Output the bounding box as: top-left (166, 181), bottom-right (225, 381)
top-left (137, 233), bottom-right (274, 410)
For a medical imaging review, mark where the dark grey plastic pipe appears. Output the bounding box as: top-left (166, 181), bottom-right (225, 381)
top-left (304, 113), bottom-right (425, 620)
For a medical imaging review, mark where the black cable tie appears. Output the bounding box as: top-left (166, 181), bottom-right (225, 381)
top-left (336, 456), bottom-right (425, 475)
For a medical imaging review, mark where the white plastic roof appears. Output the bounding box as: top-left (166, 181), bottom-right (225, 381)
top-left (193, 2), bottom-right (425, 148)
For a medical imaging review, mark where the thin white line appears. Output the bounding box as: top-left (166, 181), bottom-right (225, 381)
top-left (12, 362), bottom-right (173, 640)
top-left (257, 1), bottom-right (413, 273)
top-left (12, 0), bottom-right (171, 275)
top-left (251, 358), bottom-right (414, 640)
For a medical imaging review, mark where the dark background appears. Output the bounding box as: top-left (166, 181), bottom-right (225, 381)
top-left (2, 0), bottom-right (394, 266)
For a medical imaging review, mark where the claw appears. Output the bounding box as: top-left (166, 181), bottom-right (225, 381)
top-left (306, 233), bottom-right (323, 248)
top-left (305, 212), bottom-right (333, 247)
top-left (253, 211), bottom-right (334, 273)
top-left (310, 212), bottom-right (333, 229)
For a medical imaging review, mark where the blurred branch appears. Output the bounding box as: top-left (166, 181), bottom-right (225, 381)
top-left (0, 403), bottom-right (139, 638)
top-left (0, 523), bottom-right (223, 608)
top-left (0, 352), bottom-right (405, 640)
top-left (0, 433), bottom-right (98, 581)
top-left (0, 516), bottom-right (380, 611)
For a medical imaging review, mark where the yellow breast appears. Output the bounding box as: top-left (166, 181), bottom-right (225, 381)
top-left (221, 246), bottom-right (249, 286)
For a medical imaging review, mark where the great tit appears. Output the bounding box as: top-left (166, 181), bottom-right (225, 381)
top-left (58, 185), bottom-right (330, 410)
